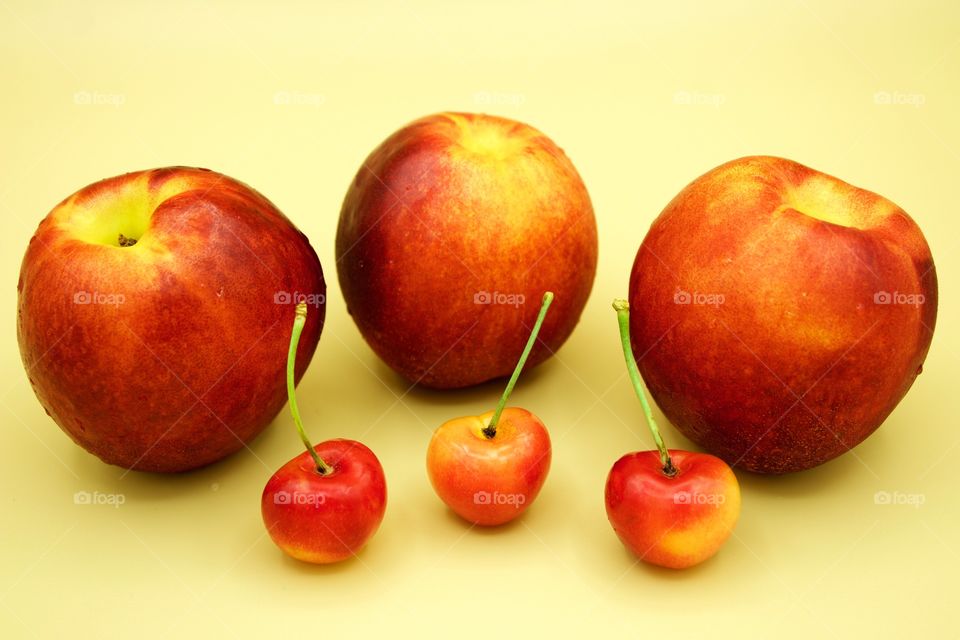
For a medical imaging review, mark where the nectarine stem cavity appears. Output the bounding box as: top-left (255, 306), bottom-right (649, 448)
top-left (287, 302), bottom-right (331, 475)
top-left (484, 292), bottom-right (554, 439)
top-left (612, 300), bottom-right (677, 477)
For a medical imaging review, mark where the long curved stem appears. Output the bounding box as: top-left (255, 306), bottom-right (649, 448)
top-left (484, 292), bottom-right (554, 438)
top-left (287, 302), bottom-right (330, 475)
top-left (613, 299), bottom-right (676, 477)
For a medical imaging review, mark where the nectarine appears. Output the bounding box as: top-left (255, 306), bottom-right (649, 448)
top-left (336, 112), bottom-right (597, 388)
top-left (17, 168), bottom-right (325, 472)
top-left (629, 156), bottom-right (937, 473)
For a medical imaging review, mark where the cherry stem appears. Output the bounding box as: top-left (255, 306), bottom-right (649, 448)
top-left (612, 299), bottom-right (677, 477)
top-left (287, 302), bottom-right (331, 475)
top-left (483, 292), bottom-right (554, 439)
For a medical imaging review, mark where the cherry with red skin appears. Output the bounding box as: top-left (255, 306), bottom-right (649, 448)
top-left (427, 407), bottom-right (551, 526)
top-left (427, 292), bottom-right (554, 526)
top-left (605, 299), bottom-right (741, 569)
top-left (261, 303), bottom-right (387, 564)
top-left (262, 439), bottom-right (386, 564)
top-left (606, 449), bottom-right (740, 569)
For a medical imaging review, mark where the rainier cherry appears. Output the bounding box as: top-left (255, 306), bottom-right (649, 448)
top-left (426, 292), bottom-right (554, 526)
top-left (262, 303), bottom-right (387, 563)
top-left (605, 299), bottom-right (741, 569)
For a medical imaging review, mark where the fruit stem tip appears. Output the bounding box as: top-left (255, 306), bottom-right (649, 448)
top-left (286, 301), bottom-right (331, 475)
top-left (613, 297), bottom-right (675, 474)
top-left (485, 291), bottom-right (555, 436)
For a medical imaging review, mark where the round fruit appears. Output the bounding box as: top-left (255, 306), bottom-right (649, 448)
top-left (17, 167), bottom-right (325, 472)
top-left (629, 156), bottom-right (937, 473)
top-left (336, 112), bottom-right (597, 389)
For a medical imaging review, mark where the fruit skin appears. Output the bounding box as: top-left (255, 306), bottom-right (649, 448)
top-left (17, 167), bottom-right (325, 472)
top-left (336, 112), bottom-right (597, 389)
top-left (262, 439), bottom-right (387, 564)
top-left (629, 156), bottom-right (937, 473)
top-left (605, 449), bottom-right (740, 569)
top-left (426, 407), bottom-right (551, 526)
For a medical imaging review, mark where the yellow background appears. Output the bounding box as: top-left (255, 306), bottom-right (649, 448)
top-left (1, 1), bottom-right (957, 638)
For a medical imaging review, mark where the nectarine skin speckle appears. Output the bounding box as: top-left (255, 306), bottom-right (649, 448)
top-left (336, 112), bottom-right (597, 389)
top-left (629, 156), bottom-right (937, 473)
top-left (17, 168), bottom-right (325, 472)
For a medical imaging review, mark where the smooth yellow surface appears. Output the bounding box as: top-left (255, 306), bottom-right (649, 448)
top-left (1, 2), bottom-right (957, 638)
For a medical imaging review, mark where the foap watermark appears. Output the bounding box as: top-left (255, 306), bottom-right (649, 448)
top-left (274, 290), bottom-right (325, 308)
top-left (74, 490), bottom-right (125, 508)
top-left (73, 90), bottom-right (125, 108)
top-left (874, 290), bottom-right (925, 307)
top-left (74, 290), bottom-right (125, 306)
top-left (873, 90), bottom-right (925, 108)
top-left (473, 490), bottom-right (526, 509)
top-left (273, 90), bottom-right (325, 108)
top-left (473, 91), bottom-right (526, 107)
top-left (473, 290), bottom-right (525, 308)
top-left (273, 490), bottom-right (327, 508)
top-left (673, 90), bottom-right (726, 108)
top-left (673, 490), bottom-right (726, 507)
top-left (874, 490), bottom-right (925, 509)
top-left (673, 288), bottom-right (724, 307)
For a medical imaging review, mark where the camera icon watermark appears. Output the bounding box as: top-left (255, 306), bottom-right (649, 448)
top-left (473, 291), bottom-right (525, 308)
top-left (473, 91), bottom-right (526, 107)
top-left (73, 490), bottom-right (126, 508)
top-left (873, 490), bottom-right (925, 508)
top-left (273, 90), bottom-right (325, 108)
top-left (873, 90), bottom-right (925, 108)
top-left (73, 290), bottom-right (125, 306)
top-left (73, 90), bottom-right (125, 108)
top-left (673, 490), bottom-right (726, 507)
top-left (73, 90), bottom-right (127, 108)
top-left (673, 288), bottom-right (724, 307)
top-left (873, 290), bottom-right (925, 307)
top-left (273, 490), bottom-right (327, 508)
top-left (473, 490), bottom-right (526, 509)
top-left (274, 290), bottom-right (325, 308)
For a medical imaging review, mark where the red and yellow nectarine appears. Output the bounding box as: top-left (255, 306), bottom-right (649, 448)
top-left (17, 168), bottom-right (325, 472)
top-left (629, 156), bottom-right (937, 473)
top-left (336, 112), bottom-right (597, 388)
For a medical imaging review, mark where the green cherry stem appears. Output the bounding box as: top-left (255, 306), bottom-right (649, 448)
top-left (287, 302), bottom-right (331, 475)
top-left (613, 299), bottom-right (677, 477)
top-left (483, 291), bottom-right (554, 439)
